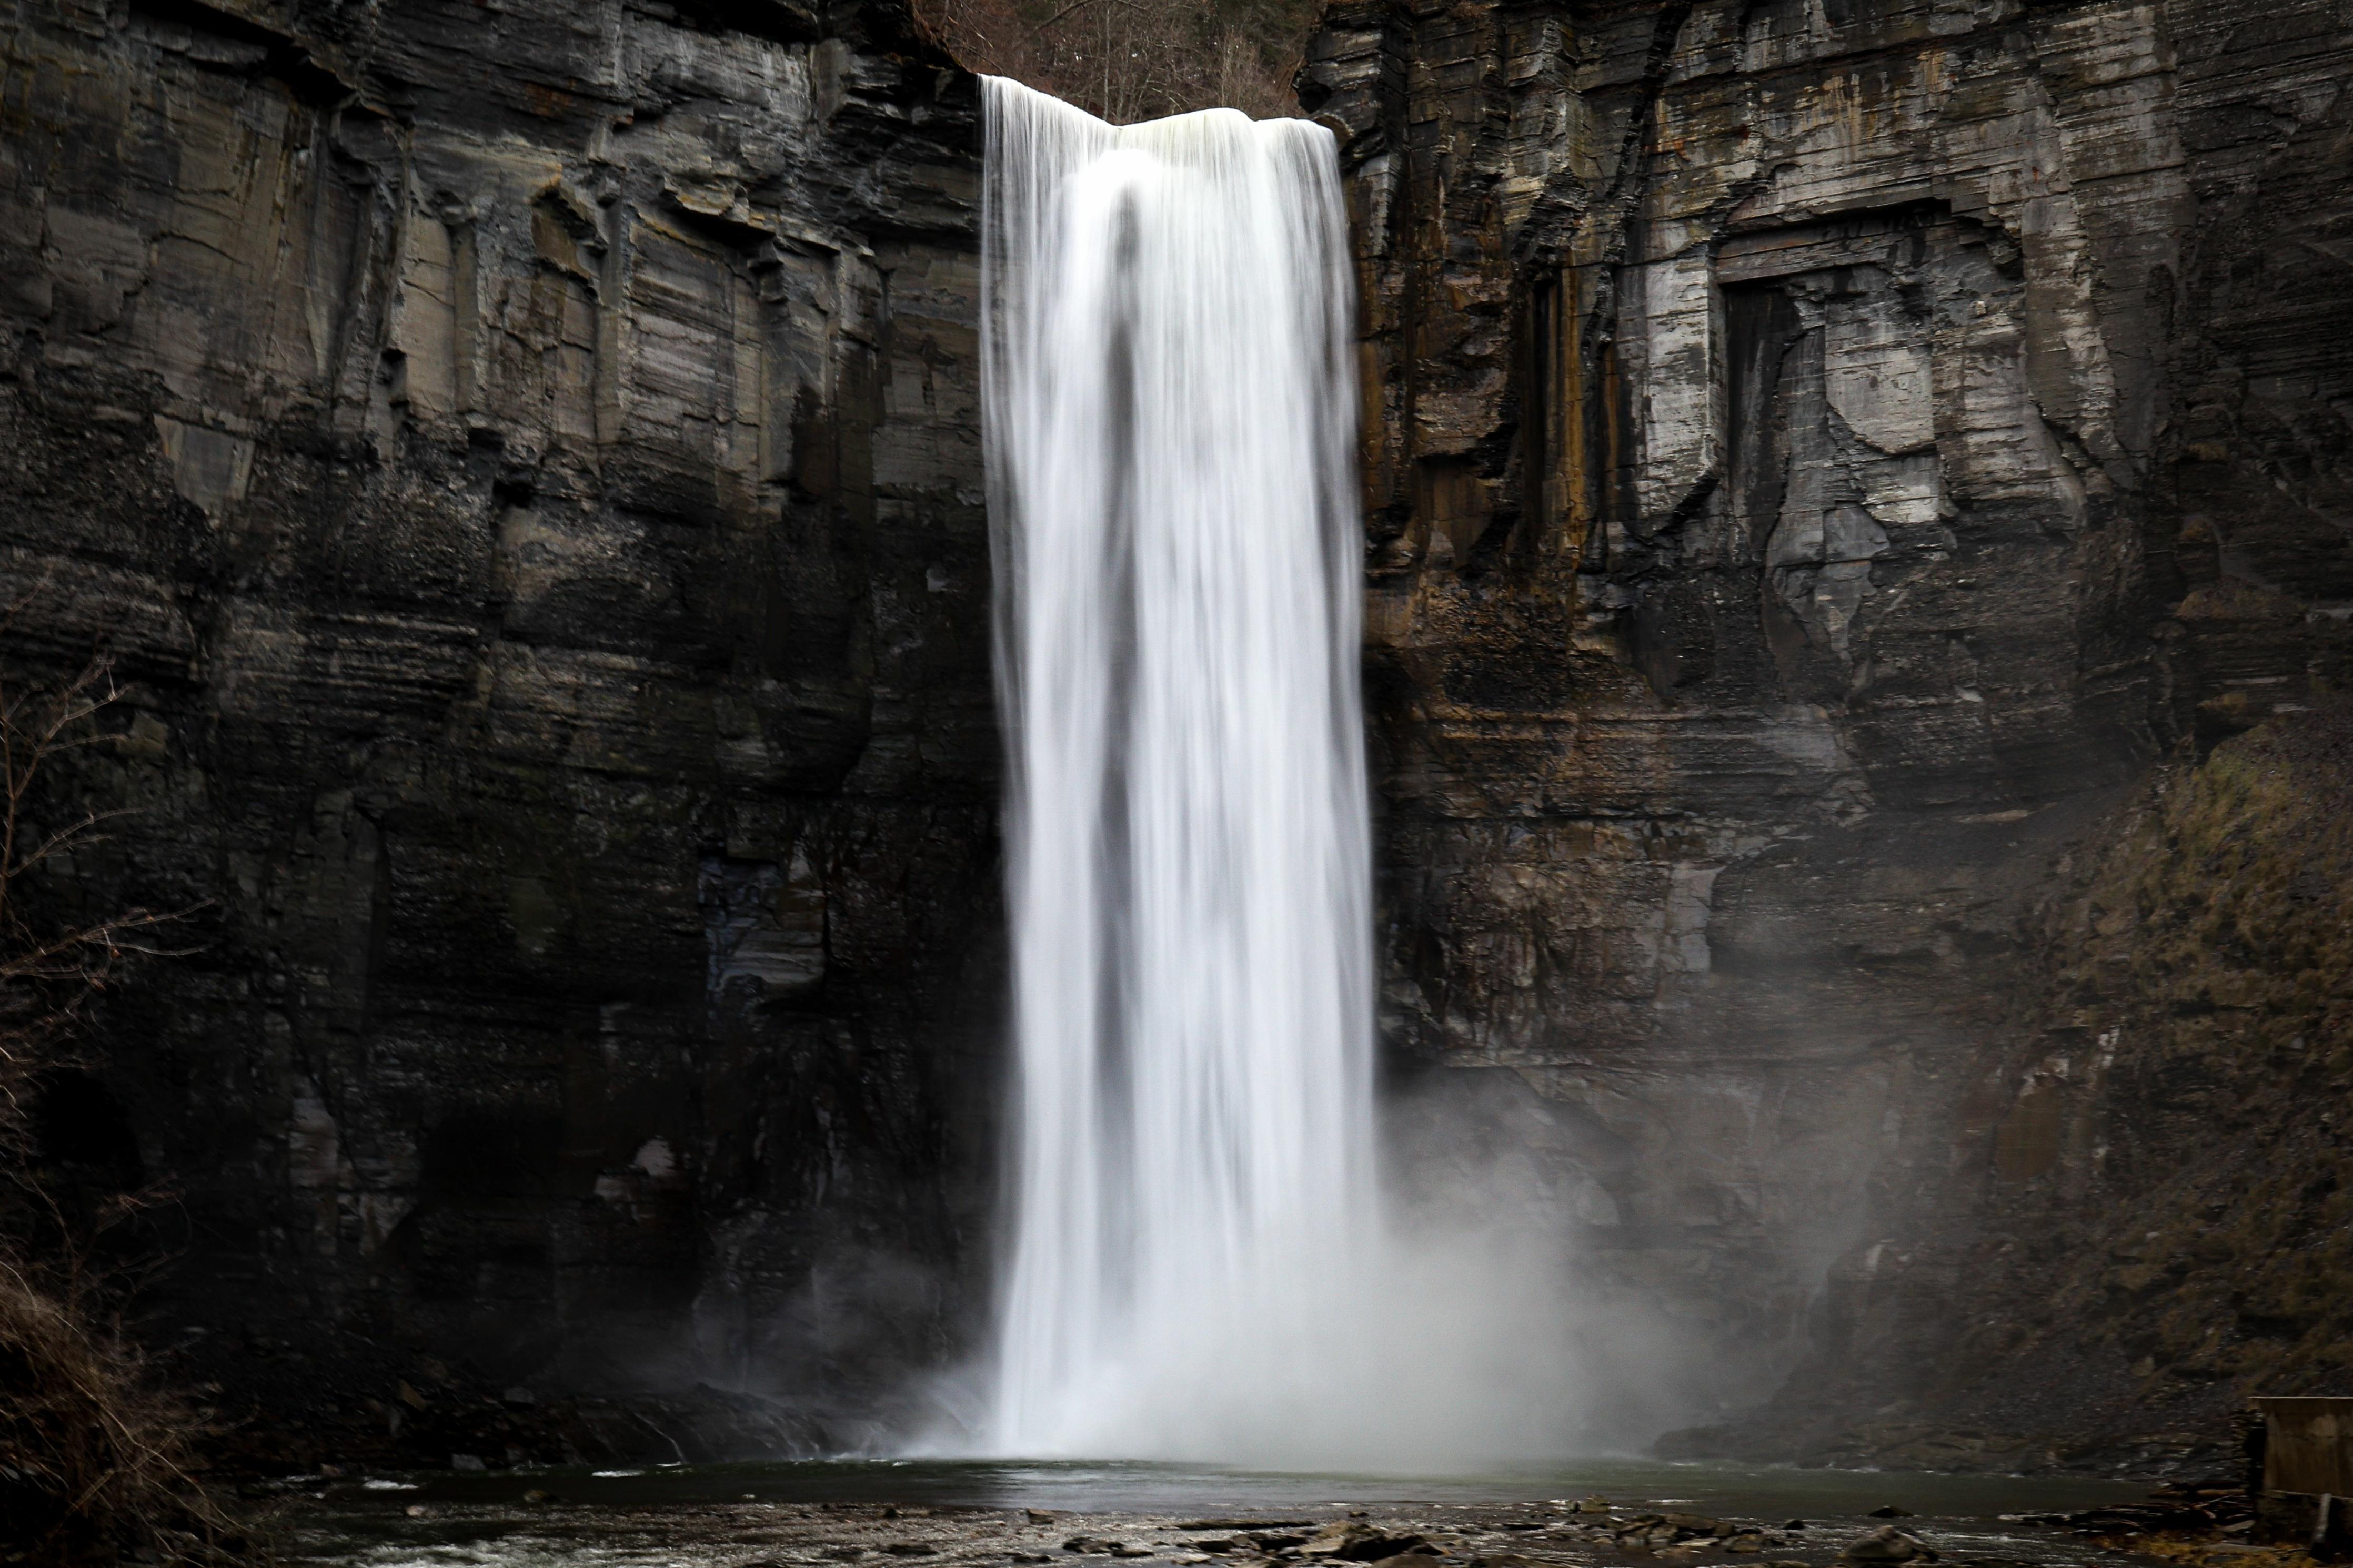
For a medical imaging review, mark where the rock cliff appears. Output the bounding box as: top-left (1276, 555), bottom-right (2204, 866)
top-left (1, 0), bottom-right (994, 1456)
top-left (1302, 0), bottom-right (2350, 1466)
top-left (4, 0), bottom-right (2350, 1476)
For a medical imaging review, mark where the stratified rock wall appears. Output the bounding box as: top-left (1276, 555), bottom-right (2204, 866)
top-left (5, 0), bottom-right (2345, 1473)
top-left (1304, 0), bottom-right (2350, 1462)
top-left (0, 0), bottom-right (993, 1441)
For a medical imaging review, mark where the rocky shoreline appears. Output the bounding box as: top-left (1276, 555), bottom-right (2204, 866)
top-left (270, 1486), bottom-right (2301, 1568)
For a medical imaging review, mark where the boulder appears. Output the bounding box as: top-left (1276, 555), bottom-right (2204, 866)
top-left (1301, 1526), bottom-right (1431, 1563)
top-left (1839, 1526), bottom-right (1937, 1564)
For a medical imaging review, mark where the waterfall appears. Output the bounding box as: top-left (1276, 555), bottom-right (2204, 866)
top-left (978, 76), bottom-right (1376, 1461)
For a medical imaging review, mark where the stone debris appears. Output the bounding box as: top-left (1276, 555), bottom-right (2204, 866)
top-left (1598, 1511), bottom-right (1752, 1551)
top-left (277, 1488), bottom-right (2213, 1568)
top-left (1996, 1483), bottom-right (2253, 1538)
top-left (1301, 1525), bottom-right (1435, 1562)
top-left (1837, 1526), bottom-right (1937, 1563)
top-left (1063, 1540), bottom-right (1152, 1559)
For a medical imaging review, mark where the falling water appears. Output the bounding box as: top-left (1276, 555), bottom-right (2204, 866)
top-left (979, 76), bottom-right (1375, 1460)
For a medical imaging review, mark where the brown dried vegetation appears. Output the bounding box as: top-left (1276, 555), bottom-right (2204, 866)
top-left (0, 583), bottom-right (239, 1566)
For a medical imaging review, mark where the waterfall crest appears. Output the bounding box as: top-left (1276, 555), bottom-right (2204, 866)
top-left (979, 76), bottom-right (1376, 1460)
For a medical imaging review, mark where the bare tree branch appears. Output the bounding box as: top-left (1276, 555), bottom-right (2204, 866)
top-left (0, 611), bottom-right (239, 1565)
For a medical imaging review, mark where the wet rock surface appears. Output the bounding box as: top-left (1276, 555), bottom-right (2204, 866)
top-left (272, 1493), bottom-right (2189, 1568)
top-left (0, 0), bottom-right (995, 1448)
top-left (1300, 0), bottom-right (2353, 1469)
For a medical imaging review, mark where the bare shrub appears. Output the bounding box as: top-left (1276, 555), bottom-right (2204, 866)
top-left (0, 1261), bottom-right (247, 1565)
top-left (1, 647), bottom-right (184, 1141)
top-left (0, 582), bottom-right (238, 1566)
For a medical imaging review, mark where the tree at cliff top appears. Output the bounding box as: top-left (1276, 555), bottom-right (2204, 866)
top-left (916, 0), bottom-right (1323, 121)
top-left (0, 588), bottom-right (240, 1566)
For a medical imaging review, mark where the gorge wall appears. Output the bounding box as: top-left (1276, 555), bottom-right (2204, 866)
top-left (1304, 0), bottom-right (2351, 1470)
top-left (0, 0), bottom-right (996, 1459)
top-left (2, 0), bottom-right (2349, 1476)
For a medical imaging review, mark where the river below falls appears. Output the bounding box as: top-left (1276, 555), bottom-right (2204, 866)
top-left (275, 1458), bottom-right (2170, 1568)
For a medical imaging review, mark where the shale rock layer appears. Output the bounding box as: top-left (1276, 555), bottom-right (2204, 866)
top-left (1302, 0), bottom-right (2351, 1463)
top-left (2, 0), bottom-right (993, 1447)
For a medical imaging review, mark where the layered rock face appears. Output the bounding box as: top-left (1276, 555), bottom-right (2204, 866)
top-left (1304, 0), bottom-right (2350, 1462)
top-left (6, 0), bottom-right (2349, 1474)
top-left (0, 0), bottom-right (993, 1446)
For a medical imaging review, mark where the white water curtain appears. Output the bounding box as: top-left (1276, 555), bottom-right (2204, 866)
top-left (979, 76), bottom-right (1376, 1460)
